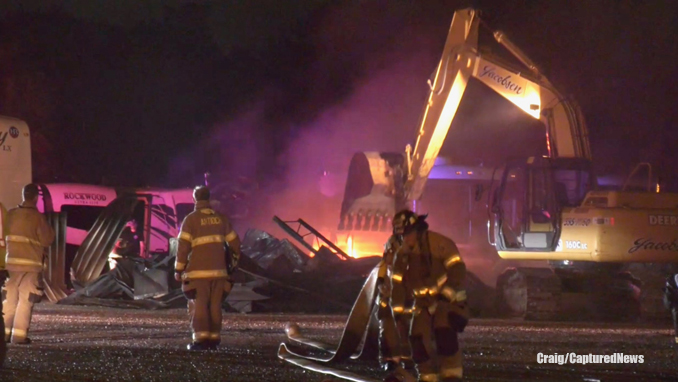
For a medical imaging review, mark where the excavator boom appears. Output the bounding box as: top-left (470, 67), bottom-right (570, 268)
top-left (339, 8), bottom-right (590, 231)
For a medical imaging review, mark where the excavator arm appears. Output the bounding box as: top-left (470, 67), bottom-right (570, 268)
top-left (338, 8), bottom-right (591, 232)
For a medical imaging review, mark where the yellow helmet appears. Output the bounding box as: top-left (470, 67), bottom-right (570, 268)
top-left (392, 209), bottom-right (428, 236)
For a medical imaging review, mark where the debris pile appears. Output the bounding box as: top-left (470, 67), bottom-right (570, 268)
top-left (49, 202), bottom-right (494, 316)
top-left (56, 227), bottom-right (385, 314)
top-left (58, 258), bottom-right (186, 310)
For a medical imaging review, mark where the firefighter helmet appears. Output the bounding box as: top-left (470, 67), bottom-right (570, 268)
top-left (22, 183), bottom-right (40, 201)
top-left (193, 185), bottom-right (211, 201)
top-left (392, 209), bottom-right (428, 236)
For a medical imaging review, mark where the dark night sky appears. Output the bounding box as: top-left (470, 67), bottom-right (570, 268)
top-left (1, 0), bottom-right (677, 199)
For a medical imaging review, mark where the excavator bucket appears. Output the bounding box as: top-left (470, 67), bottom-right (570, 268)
top-left (338, 152), bottom-right (405, 232)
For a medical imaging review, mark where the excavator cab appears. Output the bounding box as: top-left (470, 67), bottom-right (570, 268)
top-left (490, 156), bottom-right (594, 252)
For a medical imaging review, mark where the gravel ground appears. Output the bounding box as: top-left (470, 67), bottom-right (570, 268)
top-left (1, 304), bottom-right (678, 381)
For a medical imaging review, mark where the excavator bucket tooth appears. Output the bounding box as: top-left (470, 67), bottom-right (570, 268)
top-left (338, 152), bottom-right (404, 232)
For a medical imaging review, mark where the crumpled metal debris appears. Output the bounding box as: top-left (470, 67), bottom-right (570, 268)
top-left (58, 257), bottom-right (271, 312)
top-left (61, 223), bottom-right (483, 315)
top-left (240, 229), bottom-right (308, 271)
top-left (58, 258), bottom-right (183, 309)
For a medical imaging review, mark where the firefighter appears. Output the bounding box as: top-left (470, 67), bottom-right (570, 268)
top-left (3, 184), bottom-right (55, 344)
top-left (390, 210), bottom-right (469, 382)
top-left (379, 232), bottom-right (414, 381)
top-left (663, 274), bottom-right (678, 344)
top-left (108, 219), bottom-right (141, 270)
top-left (174, 185), bottom-right (242, 351)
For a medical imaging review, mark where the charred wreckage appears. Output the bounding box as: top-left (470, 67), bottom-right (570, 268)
top-left (36, 190), bottom-right (401, 315)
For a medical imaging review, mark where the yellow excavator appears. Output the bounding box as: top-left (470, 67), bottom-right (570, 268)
top-left (337, 8), bottom-right (678, 320)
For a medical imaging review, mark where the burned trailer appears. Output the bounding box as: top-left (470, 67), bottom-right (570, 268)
top-left (38, 183), bottom-right (193, 292)
top-left (51, 188), bottom-right (207, 308)
top-left (37, 186), bottom-right (197, 302)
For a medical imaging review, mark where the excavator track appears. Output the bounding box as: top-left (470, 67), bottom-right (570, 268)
top-left (623, 263), bottom-right (677, 321)
top-left (557, 268), bottom-right (641, 322)
top-left (497, 265), bottom-right (648, 322)
top-left (496, 267), bottom-right (562, 321)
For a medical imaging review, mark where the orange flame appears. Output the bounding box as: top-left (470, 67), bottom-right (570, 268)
top-left (303, 230), bottom-right (385, 260)
top-left (347, 235), bottom-right (355, 258)
top-left (307, 240), bottom-right (320, 258)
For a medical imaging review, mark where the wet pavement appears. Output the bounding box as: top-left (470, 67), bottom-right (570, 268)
top-left (2, 304), bottom-right (678, 381)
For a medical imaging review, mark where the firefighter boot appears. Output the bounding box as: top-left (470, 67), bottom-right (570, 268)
top-left (207, 331), bottom-right (221, 350)
top-left (384, 365), bottom-right (418, 382)
top-left (11, 336), bottom-right (31, 345)
top-left (206, 338), bottom-right (220, 350)
top-left (187, 341), bottom-right (211, 351)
